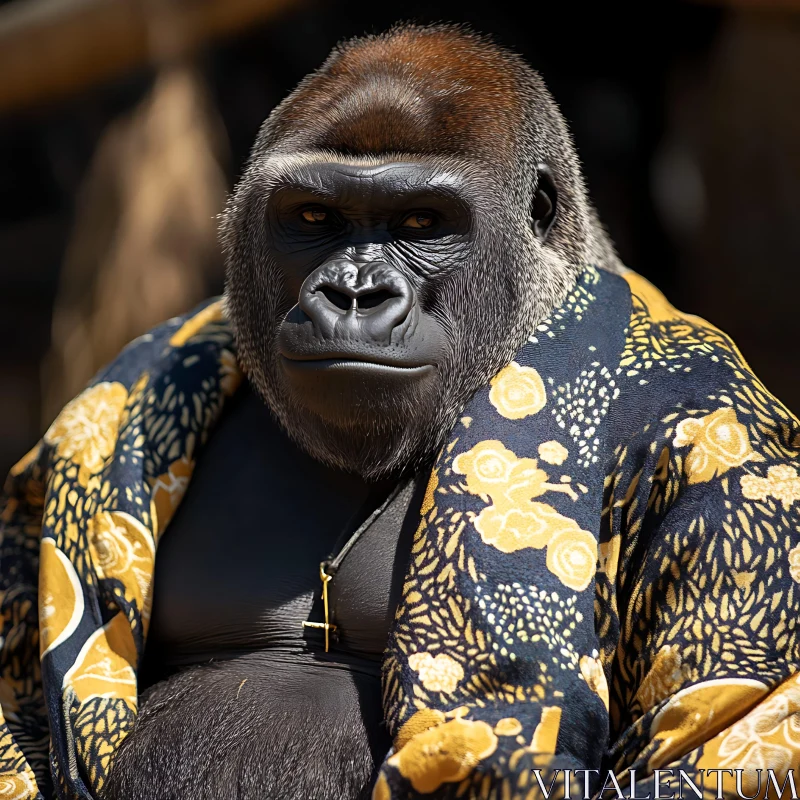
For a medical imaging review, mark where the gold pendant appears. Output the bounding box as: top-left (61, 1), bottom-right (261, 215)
top-left (302, 563), bottom-right (338, 652)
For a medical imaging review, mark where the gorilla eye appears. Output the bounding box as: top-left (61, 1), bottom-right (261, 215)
top-left (401, 212), bottom-right (436, 230)
top-left (301, 207), bottom-right (329, 224)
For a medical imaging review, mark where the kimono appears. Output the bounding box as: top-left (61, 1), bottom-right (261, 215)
top-left (1, 265), bottom-right (798, 800)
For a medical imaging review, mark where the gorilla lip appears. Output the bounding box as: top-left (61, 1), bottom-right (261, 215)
top-left (278, 355), bottom-right (437, 426)
top-left (280, 355), bottom-right (435, 375)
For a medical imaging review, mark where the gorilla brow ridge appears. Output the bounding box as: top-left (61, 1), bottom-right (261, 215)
top-left (249, 150), bottom-right (488, 183)
top-left (238, 149), bottom-right (496, 221)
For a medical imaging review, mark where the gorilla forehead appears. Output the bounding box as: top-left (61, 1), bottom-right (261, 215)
top-left (260, 25), bottom-right (537, 164)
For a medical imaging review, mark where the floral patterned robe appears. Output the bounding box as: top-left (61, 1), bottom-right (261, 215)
top-left (1, 267), bottom-right (799, 799)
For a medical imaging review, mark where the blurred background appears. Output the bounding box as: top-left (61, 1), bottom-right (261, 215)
top-left (0, 0), bottom-right (798, 474)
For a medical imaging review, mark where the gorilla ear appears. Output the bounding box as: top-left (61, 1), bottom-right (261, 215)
top-left (532, 165), bottom-right (558, 242)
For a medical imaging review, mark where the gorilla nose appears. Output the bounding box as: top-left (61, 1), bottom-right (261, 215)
top-left (298, 261), bottom-right (414, 343)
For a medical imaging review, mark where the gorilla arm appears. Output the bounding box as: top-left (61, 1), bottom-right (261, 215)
top-left (593, 274), bottom-right (800, 797)
top-left (371, 270), bottom-right (800, 800)
top-left (373, 440), bottom-right (800, 800)
top-left (602, 424), bottom-right (800, 797)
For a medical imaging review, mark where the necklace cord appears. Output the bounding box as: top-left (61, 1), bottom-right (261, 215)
top-left (324, 476), bottom-right (413, 577)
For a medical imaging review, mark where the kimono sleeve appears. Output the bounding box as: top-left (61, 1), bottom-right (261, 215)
top-left (0, 444), bottom-right (50, 799)
top-left (604, 398), bottom-right (800, 798)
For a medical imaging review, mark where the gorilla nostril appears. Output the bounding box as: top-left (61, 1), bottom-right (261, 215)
top-left (319, 286), bottom-right (353, 311)
top-left (298, 266), bottom-right (413, 336)
top-left (356, 289), bottom-right (396, 310)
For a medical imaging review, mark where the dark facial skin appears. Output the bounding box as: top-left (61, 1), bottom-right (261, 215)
top-left (273, 162), bottom-right (470, 422)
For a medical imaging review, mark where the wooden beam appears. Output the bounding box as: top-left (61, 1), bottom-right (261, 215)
top-left (0, 0), bottom-right (297, 114)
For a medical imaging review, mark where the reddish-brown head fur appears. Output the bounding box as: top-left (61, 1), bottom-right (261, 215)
top-left (265, 25), bottom-right (531, 162)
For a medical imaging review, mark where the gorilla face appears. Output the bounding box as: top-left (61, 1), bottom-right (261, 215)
top-left (273, 161), bottom-right (464, 421)
top-left (222, 25), bottom-right (617, 480)
top-left (225, 153), bottom-right (551, 480)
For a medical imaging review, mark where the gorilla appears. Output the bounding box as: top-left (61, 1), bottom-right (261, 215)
top-left (103, 23), bottom-right (621, 800)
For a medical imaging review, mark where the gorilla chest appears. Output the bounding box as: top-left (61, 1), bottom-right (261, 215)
top-left (144, 385), bottom-right (419, 672)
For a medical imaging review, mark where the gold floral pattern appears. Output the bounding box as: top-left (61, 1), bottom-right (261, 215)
top-left (0, 772), bottom-right (37, 800)
top-left (789, 544), bottom-right (800, 584)
top-left (740, 463), bottom-right (800, 510)
top-left (452, 439), bottom-right (594, 588)
top-left (474, 502), bottom-right (562, 553)
top-left (387, 717), bottom-right (497, 794)
top-left (546, 527), bottom-right (597, 592)
top-left (579, 653), bottom-right (609, 711)
top-left (673, 407), bottom-right (754, 485)
top-left (407, 652), bottom-right (464, 694)
top-left (44, 382), bottom-right (128, 488)
top-left (648, 678), bottom-right (770, 771)
top-left (473, 501), bottom-right (590, 562)
top-left (87, 511), bottom-right (155, 623)
top-left (695, 675), bottom-right (800, 795)
top-left (453, 441), bottom-right (577, 509)
top-left (489, 362), bottom-right (546, 419)
top-left (493, 717), bottom-right (523, 737)
top-left (537, 440), bottom-right (568, 465)
top-left (63, 613), bottom-right (138, 706)
top-left (452, 440), bottom-right (519, 497)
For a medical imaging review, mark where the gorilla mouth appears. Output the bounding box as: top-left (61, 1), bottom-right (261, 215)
top-left (279, 354), bottom-right (438, 426)
top-left (280, 355), bottom-right (435, 375)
